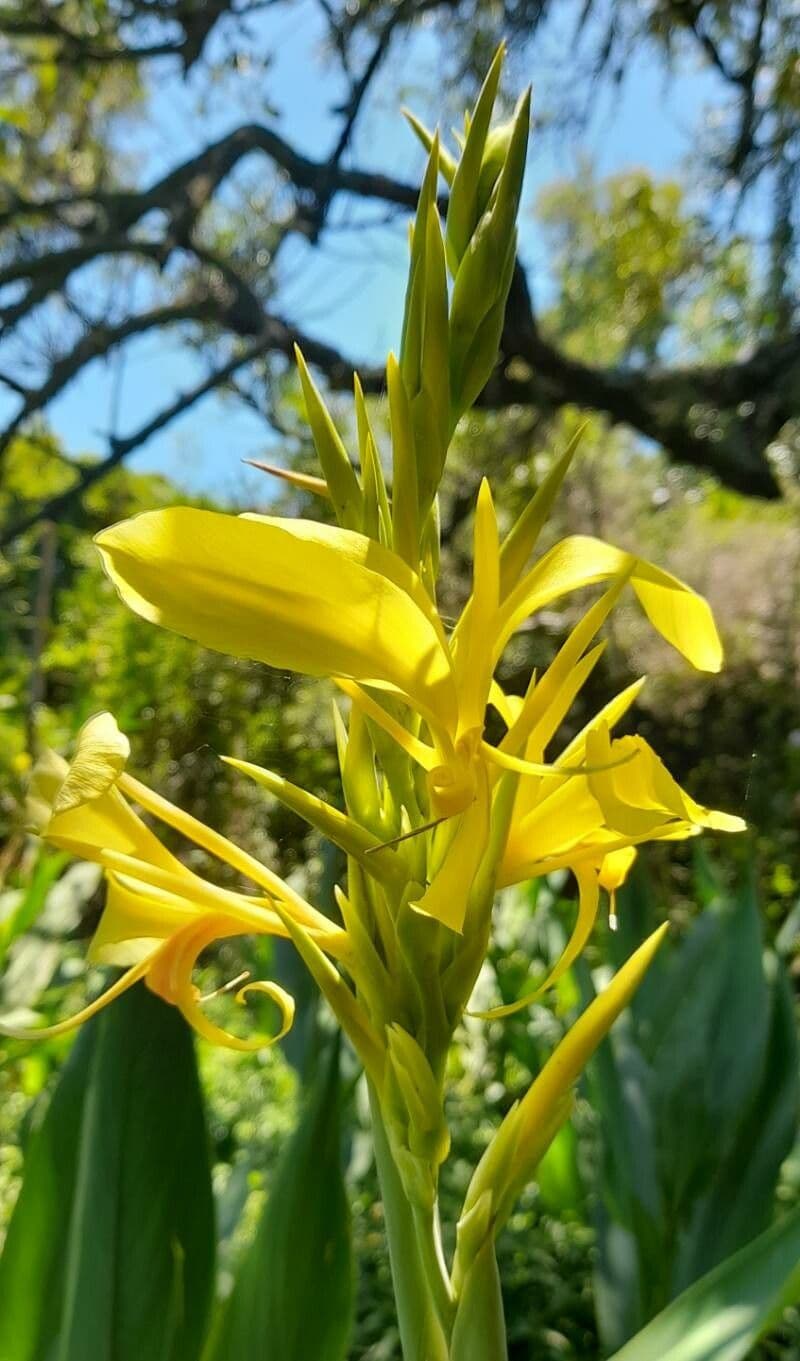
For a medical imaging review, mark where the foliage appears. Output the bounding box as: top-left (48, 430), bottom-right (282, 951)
top-left (205, 1037), bottom-right (354, 1361)
top-left (583, 860), bottom-right (800, 1350)
top-left (0, 436), bottom-right (336, 857)
top-left (537, 171), bottom-right (754, 366)
top-left (1, 0), bottom-right (798, 524)
top-left (0, 983), bottom-right (215, 1361)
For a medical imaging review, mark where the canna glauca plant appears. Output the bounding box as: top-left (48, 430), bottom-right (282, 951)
top-left (3, 49), bottom-right (744, 1361)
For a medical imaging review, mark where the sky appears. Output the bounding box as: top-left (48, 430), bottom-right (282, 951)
top-left (4, 1), bottom-right (725, 500)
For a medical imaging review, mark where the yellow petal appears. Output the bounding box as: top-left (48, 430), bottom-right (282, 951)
top-left (412, 764), bottom-right (491, 932)
top-left (88, 872), bottom-right (198, 966)
top-left (500, 577), bottom-right (627, 761)
top-left (52, 712), bottom-right (130, 815)
top-left (499, 777), bottom-right (603, 887)
top-left (118, 770), bottom-right (319, 912)
top-left (334, 678), bottom-right (439, 770)
top-left (586, 727), bottom-right (746, 838)
top-left (0, 954), bottom-right (154, 1041)
top-left (28, 718), bottom-right (182, 873)
top-left (496, 536), bottom-right (723, 673)
top-left (26, 748), bottom-right (69, 833)
top-left (454, 479), bottom-right (500, 731)
top-left (96, 508), bottom-right (458, 734)
top-left (598, 845), bottom-right (637, 894)
top-left (556, 678), bottom-right (647, 772)
top-left (488, 679), bottom-right (518, 728)
top-left (146, 913), bottom-right (295, 1051)
top-left (471, 865), bottom-right (600, 1018)
top-left (46, 783), bottom-right (183, 872)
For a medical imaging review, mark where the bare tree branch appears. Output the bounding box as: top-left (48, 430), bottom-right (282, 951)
top-left (0, 313), bottom-right (362, 545)
top-left (0, 0), bottom-right (795, 536)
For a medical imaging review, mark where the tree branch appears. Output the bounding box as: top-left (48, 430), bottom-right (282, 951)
top-left (0, 299), bottom-right (221, 458)
top-left (0, 314), bottom-right (362, 545)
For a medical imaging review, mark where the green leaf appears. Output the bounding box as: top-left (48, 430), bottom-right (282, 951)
top-left (205, 1037), bottom-right (354, 1361)
top-left (675, 949), bottom-right (800, 1290)
top-left (0, 983), bottom-right (215, 1361)
top-left (587, 869), bottom-right (800, 1349)
top-left (0, 1024), bottom-right (93, 1361)
top-left (446, 44), bottom-right (504, 272)
top-left (295, 345), bottom-right (363, 531)
top-left (608, 1205), bottom-right (800, 1361)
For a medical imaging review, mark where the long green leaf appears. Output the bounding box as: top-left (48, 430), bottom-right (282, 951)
top-left (204, 1037), bottom-right (354, 1361)
top-left (608, 1204), bottom-right (800, 1361)
top-left (0, 983), bottom-right (215, 1361)
top-left (0, 1025), bottom-right (94, 1360)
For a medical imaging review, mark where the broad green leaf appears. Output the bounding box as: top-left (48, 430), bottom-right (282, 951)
top-left (0, 1026), bottom-right (94, 1361)
top-left (675, 950), bottom-right (800, 1290)
top-left (588, 869), bottom-right (799, 1350)
top-left (608, 1204), bottom-right (800, 1361)
top-left (204, 1037), bottom-right (354, 1361)
top-left (0, 983), bottom-right (215, 1361)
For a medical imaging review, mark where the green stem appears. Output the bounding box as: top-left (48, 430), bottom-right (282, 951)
top-left (411, 1200), bottom-right (456, 1330)
top-left (450, 1238), bottom-right (509, 1361)
top-left (369, 1085), bottom-right (451, 1361)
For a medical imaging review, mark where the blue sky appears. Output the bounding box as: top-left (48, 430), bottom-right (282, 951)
top-left (8, 2), bottom-right (724, 499)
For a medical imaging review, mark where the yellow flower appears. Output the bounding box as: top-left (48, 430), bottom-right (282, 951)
top-left (4, 713), bottom-right (348, 1049)
top-left (95, 474), bottom-right (741, 935)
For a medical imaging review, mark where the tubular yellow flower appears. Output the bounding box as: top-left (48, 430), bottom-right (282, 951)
top-left (3, 713), bottom-right (346, 1048)
top-left (94, 466), bottom-right (741, 936)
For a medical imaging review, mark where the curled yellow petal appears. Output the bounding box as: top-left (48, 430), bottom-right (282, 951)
top-left (146, 914), bottom-right (295, 1051)
top-left (470, 865), bottom-right (599, 1019)
top-left (0, 954), bottom-right (154, 1042)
